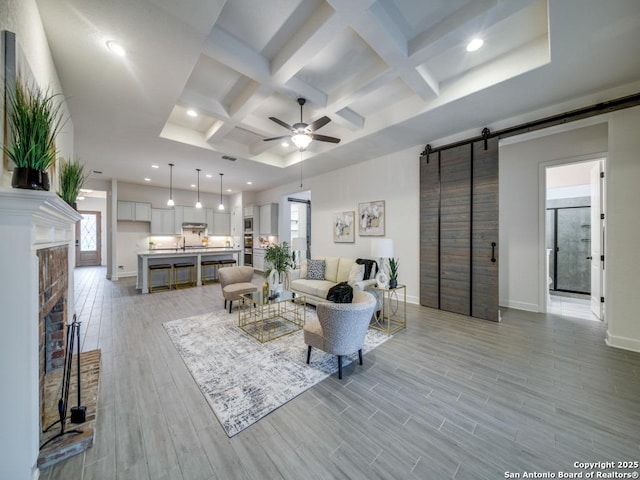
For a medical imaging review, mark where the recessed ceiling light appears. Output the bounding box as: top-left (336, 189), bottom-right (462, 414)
top-left (206, 174), bottom-right (213, 178)
top-left (187, 109), bottom-right (198, 117)
top-left (246, 181), bottom-right (253, 185)
top-left (144, 178), bottom-right (151, 182)
top-left (191, 184), bottom-right (196, 188)
top-left (466, 38), bottom-right (484, 52)
top-left (281, 142), bottom-right (289, 147)
top-left (106, 40), bottom-right (126, 57)
top-left (151, 164), bottom-right (159, 169)
top-left (226, 189), bottom-right (232, 192)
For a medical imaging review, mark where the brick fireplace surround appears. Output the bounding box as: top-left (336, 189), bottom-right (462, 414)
top-left (0, 189), bottom-right (81, 480)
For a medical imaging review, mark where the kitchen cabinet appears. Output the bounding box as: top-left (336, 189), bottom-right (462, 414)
top-left (206, 209), bottom-right (230, 236)
top-left (259, 203), bottom-right (278, 235)
top-left (253, 248), bottom-right (265, 272)
top-left (117, 201), bottom-right (151, 221)
top-left (183, 206), bottom-right (206, 224)
top-left (173, 206), bottom-right (184, 234)
top-left (244, 205), bottom-right (256, 218)
top-left (151, 208), bottom-right (175, 235)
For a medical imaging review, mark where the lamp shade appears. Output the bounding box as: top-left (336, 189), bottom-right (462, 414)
top-left (291, 237), bottom-right (306, 251)
top-left (370, 238), bottom-right (393, 258)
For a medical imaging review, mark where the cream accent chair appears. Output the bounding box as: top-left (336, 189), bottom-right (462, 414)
top-left (304, 290), bottom-right (377, 379)
top-left (218, 266), bottom-right (257, 313)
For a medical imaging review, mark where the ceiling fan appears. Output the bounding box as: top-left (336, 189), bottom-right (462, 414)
top-left (263, 98), bottom-right (341, 151)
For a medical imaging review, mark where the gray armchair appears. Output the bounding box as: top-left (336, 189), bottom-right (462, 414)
top-left (218, 266), bottom-right (257, 313)
top-left (304, 290), bottom-right (376, 379)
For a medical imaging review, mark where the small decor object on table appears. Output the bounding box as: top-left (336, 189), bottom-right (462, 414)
top-left (388, 257), bottom-right (399, 289)
top-left (264, 242), bottom-right (293, 293)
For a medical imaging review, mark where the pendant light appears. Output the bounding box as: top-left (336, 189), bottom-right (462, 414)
top-left (167, 163), bottom-right (175, 206)
top-left (218, 173), bottom-right (225, 211)
top-left (195, 168), bottom-right (202, 209)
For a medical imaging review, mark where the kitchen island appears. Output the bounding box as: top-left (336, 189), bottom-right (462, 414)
top-left (137, 248), bottom-right (240, 293)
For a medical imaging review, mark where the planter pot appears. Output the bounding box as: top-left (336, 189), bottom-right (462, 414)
top-left (389, 278), bottom-right (398, 289)
top-left (11, 167), bottom-right (50, 191)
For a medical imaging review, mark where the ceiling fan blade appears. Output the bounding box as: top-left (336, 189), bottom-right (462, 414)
top-left (311, 133), bottom-right (341, 144)
top-left (269, 117), bottom-right (293, 130)
top-left (307, 116), bottom-right (331, 132)
top-left (263, 135), bottom-right (291, 142)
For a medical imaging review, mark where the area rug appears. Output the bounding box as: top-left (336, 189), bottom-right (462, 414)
top-left (163, 308), bottom-right (390, 437)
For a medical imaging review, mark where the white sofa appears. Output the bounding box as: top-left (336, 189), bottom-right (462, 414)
top-left (289, 256), bottom-right (377, 305)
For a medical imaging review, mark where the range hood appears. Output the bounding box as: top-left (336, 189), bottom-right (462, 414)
top-left (182, 222), bottom-right (207, 229)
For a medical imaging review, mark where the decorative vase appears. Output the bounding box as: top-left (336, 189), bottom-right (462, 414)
top-left (389, 278), bottom-right (398, 289)
top-left (267, 270), bottom-right (279, 293)
top-left (11, 167), bottom-right (50, 191)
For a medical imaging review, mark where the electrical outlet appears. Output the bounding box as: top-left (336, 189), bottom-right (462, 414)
top-left (118, 265), bottom-right (124, 270)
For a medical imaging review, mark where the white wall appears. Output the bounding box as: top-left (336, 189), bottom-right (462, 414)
top-left (606, 107), bottom-right (640, 351)
top-left (255, 146), bottom-right (421, 304)
top-left (0, 0), bottom-right (74, 189)
top-left (499, 122), bottom-right (608, 312)
top-left (499, 107), bottom-right (640, 352)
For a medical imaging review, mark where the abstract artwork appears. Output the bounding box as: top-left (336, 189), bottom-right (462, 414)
top-left (358, 200), bottom-right (385, 236)
top-left (333, 211), bottom-right (355, 243)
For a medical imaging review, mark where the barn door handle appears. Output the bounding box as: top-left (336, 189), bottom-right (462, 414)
top-left (491, 242), bottom-right (496, 263)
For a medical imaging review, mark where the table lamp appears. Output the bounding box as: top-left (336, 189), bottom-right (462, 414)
top-left (370, 238), bottom-right (393, 289)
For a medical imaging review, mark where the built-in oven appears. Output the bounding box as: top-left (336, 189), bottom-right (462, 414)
top-left (244, 217), bottom-right (253, 233)
top-left (243, 234), bottom-right (253, 266)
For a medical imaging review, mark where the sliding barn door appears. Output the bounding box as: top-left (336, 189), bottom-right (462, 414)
top-left (419, 138), bottom-right (499, 321)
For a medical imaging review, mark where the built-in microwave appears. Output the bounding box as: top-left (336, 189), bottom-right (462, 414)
top-left (244, 217), bottom-right (253, 233)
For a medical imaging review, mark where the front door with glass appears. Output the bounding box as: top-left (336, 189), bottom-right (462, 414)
top-left (76, 211), bottom-right (101, 266)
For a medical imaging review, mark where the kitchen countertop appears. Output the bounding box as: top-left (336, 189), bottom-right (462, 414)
top-left (138, 247), bottom-right (240, 256)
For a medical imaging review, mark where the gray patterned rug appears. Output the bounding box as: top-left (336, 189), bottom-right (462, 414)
top-left (163, 308), bottom-right (390, 437)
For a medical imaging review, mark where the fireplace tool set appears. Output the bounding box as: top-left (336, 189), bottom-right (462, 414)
top-left (41, 315), bottom-right (86, 449)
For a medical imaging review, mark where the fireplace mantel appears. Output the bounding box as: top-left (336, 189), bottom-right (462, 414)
top-left (0, 188), bottom-right (81, 480)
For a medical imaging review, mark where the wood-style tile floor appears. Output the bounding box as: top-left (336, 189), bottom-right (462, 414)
top-left (41, 267), bottom-right (640, 480)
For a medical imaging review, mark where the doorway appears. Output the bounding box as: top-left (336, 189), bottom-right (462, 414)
top-left (287, 190), bottom-right (311, 264)
top-left (76, 211), bottom-right (102, 266)
top-left (545, 158), bottom-right (605, 321)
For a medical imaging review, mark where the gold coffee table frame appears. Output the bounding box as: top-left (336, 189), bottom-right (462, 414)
top-left (238, 290), bottom-right (306, 343)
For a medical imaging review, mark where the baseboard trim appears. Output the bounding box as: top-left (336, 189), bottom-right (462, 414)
top-left (499, 300), bottom-right (539, 312)
top-left (117, 271), bottom-right (137, 278)
top-left (605, 330), bottom-right (640, 353)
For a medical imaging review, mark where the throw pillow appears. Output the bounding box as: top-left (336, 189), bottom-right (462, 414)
top-left (306, 259), bottom-right (325, 280)
top-left (347, 263), bottom-right (365, 286)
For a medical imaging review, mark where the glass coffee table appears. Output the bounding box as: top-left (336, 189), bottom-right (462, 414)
top-left (238, 290), bottom-right (306, 343)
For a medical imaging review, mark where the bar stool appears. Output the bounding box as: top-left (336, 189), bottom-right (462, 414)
top-left (173, 262), bottom-right (196, 289)
top-left (148, 263), bottom-right (172, 292)
top-left (219, 258), bottom-right (237, 267)
top-left (201, 259), bottom-right (221, 284)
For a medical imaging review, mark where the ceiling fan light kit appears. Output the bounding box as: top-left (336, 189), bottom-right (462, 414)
top-left (264, 97), bottom-right (340, 151)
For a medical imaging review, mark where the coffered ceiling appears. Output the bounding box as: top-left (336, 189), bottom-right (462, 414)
top-left (35, 0), bottom-right (640, 194)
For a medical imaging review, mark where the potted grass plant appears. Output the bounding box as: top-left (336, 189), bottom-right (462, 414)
top-left (57, 157), bottom-right (88, 208)
top-left (264, 242), bottom-right (293, 293)
top-left (388, 257), bottom-right (399, 289)
top-left (3, 79), bottom-right (65, 190)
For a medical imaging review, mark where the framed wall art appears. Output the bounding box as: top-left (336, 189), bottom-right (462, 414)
top-left (358, 200), bottom-right (385, 236)
top-left (333, 211), bottom-right (355, 243)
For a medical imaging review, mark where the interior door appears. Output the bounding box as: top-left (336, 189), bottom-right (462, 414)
top-left (590, 161), bottom-right (604, 319)
top-left (76, 211), bottom-right (101, 267)
top-left (471, 138), bottom-right (499, 320)
top-left (439, 144), bottom-right (471, 316)
top-left (420, 138), bottom-right (499, 322)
